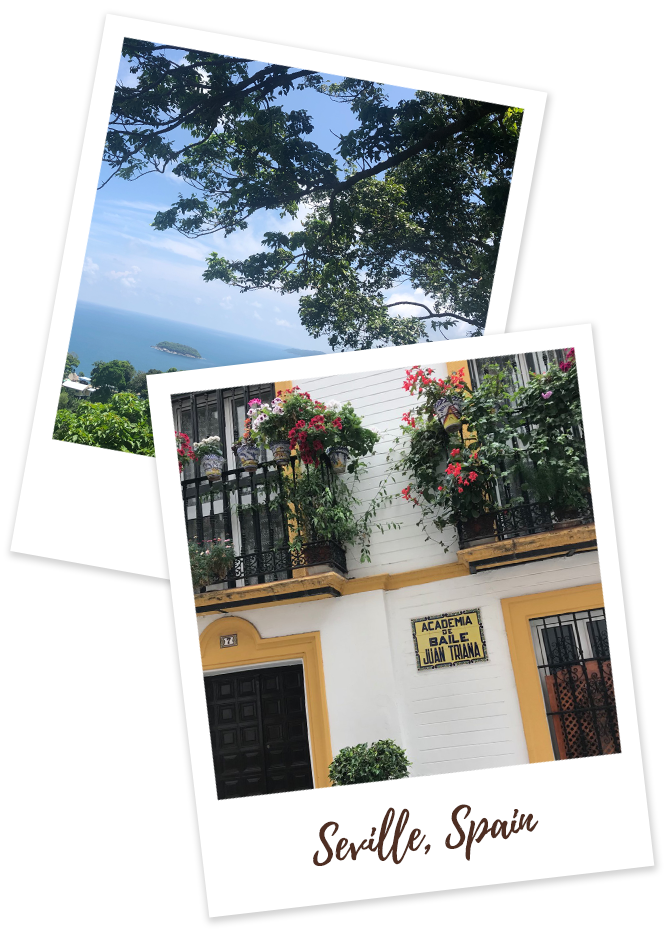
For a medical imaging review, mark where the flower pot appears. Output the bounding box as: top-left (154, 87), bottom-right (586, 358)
top-left (200, 453), bottom-right (225, 481)
top-left (236, 442), bottom-right (261, 473)
top-left (327, 445), bottom-right (350, 474)
top-left (433, 395), bottom-right (463, 432)
top-left (270, 439), bottom-right (292, 466)
top-left (460, 513), bottom-right (497, 545)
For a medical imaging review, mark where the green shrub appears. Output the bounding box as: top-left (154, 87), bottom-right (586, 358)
top-left (328, 739), bottom-right (411, 786)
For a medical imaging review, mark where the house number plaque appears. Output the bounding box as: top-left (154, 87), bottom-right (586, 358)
top-left (220, 634), bottom-right (238, 648)
top-left (411, 608), bottom-right (487, 670)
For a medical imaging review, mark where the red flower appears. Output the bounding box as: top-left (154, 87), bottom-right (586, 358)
top-left (468, 471), bottom-right (478, 481)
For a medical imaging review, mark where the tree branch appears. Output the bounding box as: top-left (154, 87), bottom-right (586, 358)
top-left (386, 301), bottom-right (475, 326)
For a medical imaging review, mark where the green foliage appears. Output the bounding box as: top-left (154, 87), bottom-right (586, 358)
top-left (247, 389), bottom-right (377, 468)
top-left (53, 392), bottom-right (154, 456)
top-left (328, 740), bottom-right (411, 786)
top-left (188, 540), bottom-right (236, 588)
top-left (90, 359), bottom-right (136, 402)
top-left (128, 368), bottom-right (163, 399)
top-left (2, 214), bottom-right (44, 417)
top-left (155, 341), bottom-right (201, 357)
top-left (388, 353), bottom-right (590, 549)
top-left (514, 352), bottom-right (589, 515)
top-left (103, 42), bottom-right (524, 348)
top-left (63, 351), bottom-right (80, 380)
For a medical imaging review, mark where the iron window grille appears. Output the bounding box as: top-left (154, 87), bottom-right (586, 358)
top-left (531, 608), bottom-right (620, 760)
top-left (173, 385), bottom-right (347, 589)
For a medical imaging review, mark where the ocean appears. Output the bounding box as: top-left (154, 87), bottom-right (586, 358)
top-left (68, 301), bottom-right (325, 376)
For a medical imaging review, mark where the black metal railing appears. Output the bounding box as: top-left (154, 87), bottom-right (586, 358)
top-left (182, 454), bottom-right (347, 590)
top-left (517, 295), bottom-right (582, 328)
top-left (454, 398), bottom-right (592, 548)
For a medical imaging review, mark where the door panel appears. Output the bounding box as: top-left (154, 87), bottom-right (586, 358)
top-left (205, 664), bottom-right (314, 799)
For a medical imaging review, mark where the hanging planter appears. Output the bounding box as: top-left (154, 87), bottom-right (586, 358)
top-left (327, 445), bottom-right (350, 474)
top-left (269, 439), bottom-right (292, 466)
top-left (200, 453), bottom-right (225, 481)
top-left (236, 442), bottom-right (261, 473)
top-left (433, 395), bottom-right (463, 432)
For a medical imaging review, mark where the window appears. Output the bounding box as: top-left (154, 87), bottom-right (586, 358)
top-left (530, 609), bottom-right (620, 760)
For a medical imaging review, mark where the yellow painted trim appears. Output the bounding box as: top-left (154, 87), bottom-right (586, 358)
top-left (445, 359), bottom-right (473, 389)
top-left (156, 649), bottom-right (172, 678)
top-left (630, 574), bottom-right (656, 603)
top-left (195, 562), bottom-right (470, 611)
top-left (274, 380), bottom-right (293, 395)
top-left (457, 523), bottom-right (597, 573)
top-left (200, 616), bottom-right (333, 788)
top-left (501, 583), bottom-right (604, 764)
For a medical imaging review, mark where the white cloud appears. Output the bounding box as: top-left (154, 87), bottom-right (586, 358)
top-left (83, 256), bottom-right (99, 280)
top-left (119, 232), bottom-right (208, 263)
top-left (275, 318), bottom-right (293, 328)
top-left (107, 266), bottom-right (140, 280)
top-left (194, 297), bottom-right (202, 304)
top-left (252, 311), bottom-right (262, 320)
top-left (121, 277), bottom-right (137, 288)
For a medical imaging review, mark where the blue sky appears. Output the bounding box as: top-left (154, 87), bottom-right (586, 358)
top-left (77, 51), bottom-right (472, 351)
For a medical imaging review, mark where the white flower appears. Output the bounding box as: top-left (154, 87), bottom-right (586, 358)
top-left (326, 400), bottom-right (342, 411)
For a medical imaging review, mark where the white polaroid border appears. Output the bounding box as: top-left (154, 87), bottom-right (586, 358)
top-left (148, 324), bottom-right (652, 917)
top-left (11, 13), bottom-right (546, 579)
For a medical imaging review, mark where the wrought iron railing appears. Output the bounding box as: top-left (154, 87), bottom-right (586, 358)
top-left (454, 401), bottom-right (592, 549)
top-left (182, 454), bottom-right (347, 590)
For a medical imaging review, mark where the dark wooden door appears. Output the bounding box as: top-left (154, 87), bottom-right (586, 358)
top-left (205, 664), bottom-right (314, 800)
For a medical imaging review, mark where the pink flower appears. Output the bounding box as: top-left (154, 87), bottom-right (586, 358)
top-left (542, 391), bottom-right (553, 399)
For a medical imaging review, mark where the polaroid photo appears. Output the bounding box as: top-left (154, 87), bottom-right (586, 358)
top-left (11, 14), bottom-right (545, 578)
top-left (148, 324), bottom-right (652, 917)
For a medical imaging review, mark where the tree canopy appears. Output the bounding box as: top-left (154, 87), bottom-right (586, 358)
top-left (64, 352), bottom-right (80, 380)
top-left (90, 359), bottom-right (136, 401)
top-left (102, 41), bottom-right (523, 349)
top-left (53, 393), bottom-right (155, 456)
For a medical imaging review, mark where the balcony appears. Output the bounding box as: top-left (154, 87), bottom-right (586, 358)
top-left (182, 454), bottom-right (348, 606)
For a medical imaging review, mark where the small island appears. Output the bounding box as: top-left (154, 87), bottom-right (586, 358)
top-left (152, 341), bottom-right (202, 359)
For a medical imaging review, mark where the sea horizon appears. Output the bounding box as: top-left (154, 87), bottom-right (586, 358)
top-left (68, 300), bottom-right (326, 377)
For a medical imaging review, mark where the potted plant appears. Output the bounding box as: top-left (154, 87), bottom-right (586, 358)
top-left (403, 364), bottom-right (469, 432)
top-left (247, 388), bottom-right (378, 471)
top-left (175, 431), bottom-right (194, 472)
top-left (391, 366), bottom-right (510, 549)
top-left (191, 435), bottom-right (225, 480)
top-left (328, 739), bottom-right (411, 785)
top-left (188, 538), bottom-right (236, 589)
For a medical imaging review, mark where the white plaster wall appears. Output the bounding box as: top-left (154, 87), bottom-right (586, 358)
top-left (299, 365), bottom-right (461, 577)
top-left (197, 551), bottom-right (601, 780)
top-left (383, 551), bottom-right (602, 778)
top-left (198, 589), bottom-right (402, 758)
